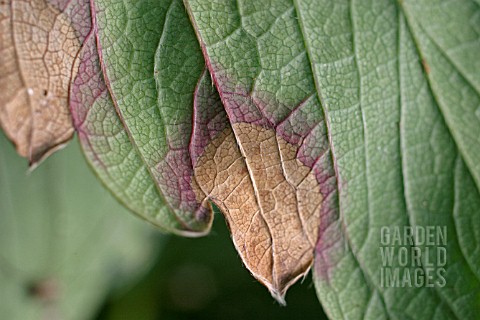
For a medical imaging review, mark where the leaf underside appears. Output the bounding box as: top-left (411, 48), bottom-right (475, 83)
top-left (74, 0), bottom-right (332, 302)
top-left (0, 0), bottom-right (91, 166)
top-left (72, 0), bottom-right (213, 235)
top-left (3, 0), bottom-right (480, 315)
top-left (184, 0), bottom-right (480, 316)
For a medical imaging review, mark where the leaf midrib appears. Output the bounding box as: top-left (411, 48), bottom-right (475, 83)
top-left (291, 0), bottom-right (392, 317)
top-left (183, 0), bottom-right (282, 292)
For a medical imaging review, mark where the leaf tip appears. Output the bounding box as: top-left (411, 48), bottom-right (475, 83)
top-left (27, 137), bottom-right (72, 171)
top-left (269, 288), bottom-right (287, 306)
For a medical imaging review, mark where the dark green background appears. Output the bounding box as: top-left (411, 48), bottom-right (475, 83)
top-left (95, 210), bottom-right (327, 320)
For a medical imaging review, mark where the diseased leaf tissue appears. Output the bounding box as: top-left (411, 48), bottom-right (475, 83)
top-left (1, 0), bottom-right (90, 165)
top-left (1, 0), bottom-right (480, 315)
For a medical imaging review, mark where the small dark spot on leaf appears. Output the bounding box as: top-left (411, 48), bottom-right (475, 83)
top-left (26, 278), bottom-right (59, 303)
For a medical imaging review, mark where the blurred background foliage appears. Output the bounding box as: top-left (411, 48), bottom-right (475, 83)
top-left (0, 131), bottom-right (326, 320)
top-left (95, 210), bottom-right (326, 320)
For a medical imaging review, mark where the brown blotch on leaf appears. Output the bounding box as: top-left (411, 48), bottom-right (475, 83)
top-left (0, 0), bottom-right (82, 166)
top-left (193, 123), bottom-right (321, 304)
top-left (422, 59), bottom-right (430, 74)
top-left (26, 278), bottom-right (59, 304)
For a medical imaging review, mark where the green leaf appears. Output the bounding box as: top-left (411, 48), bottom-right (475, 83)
top-left (74, 0), bottom-right (328, 302)
top-left (185, 0), bottom-right (480, 316)
top-left (401, 0), bottom-right (480, 189)
top-left (71, 0), bottom-right (216, 235)
top-left (0, 132), bottom-right (158, 320)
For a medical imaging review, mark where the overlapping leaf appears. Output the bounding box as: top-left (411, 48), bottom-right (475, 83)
top-left (185, 0), bottom-right (332, 302)
top-left (0, 0), bottom-right (91, 165)
top-left (3, 0), bottom-right (479, 316)
top-left (75, 0), bottom-right (325, 302)
top-left (72, 0), bottom-right (214, 235)
top-left (184, 0), bottom-right (480, 316)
